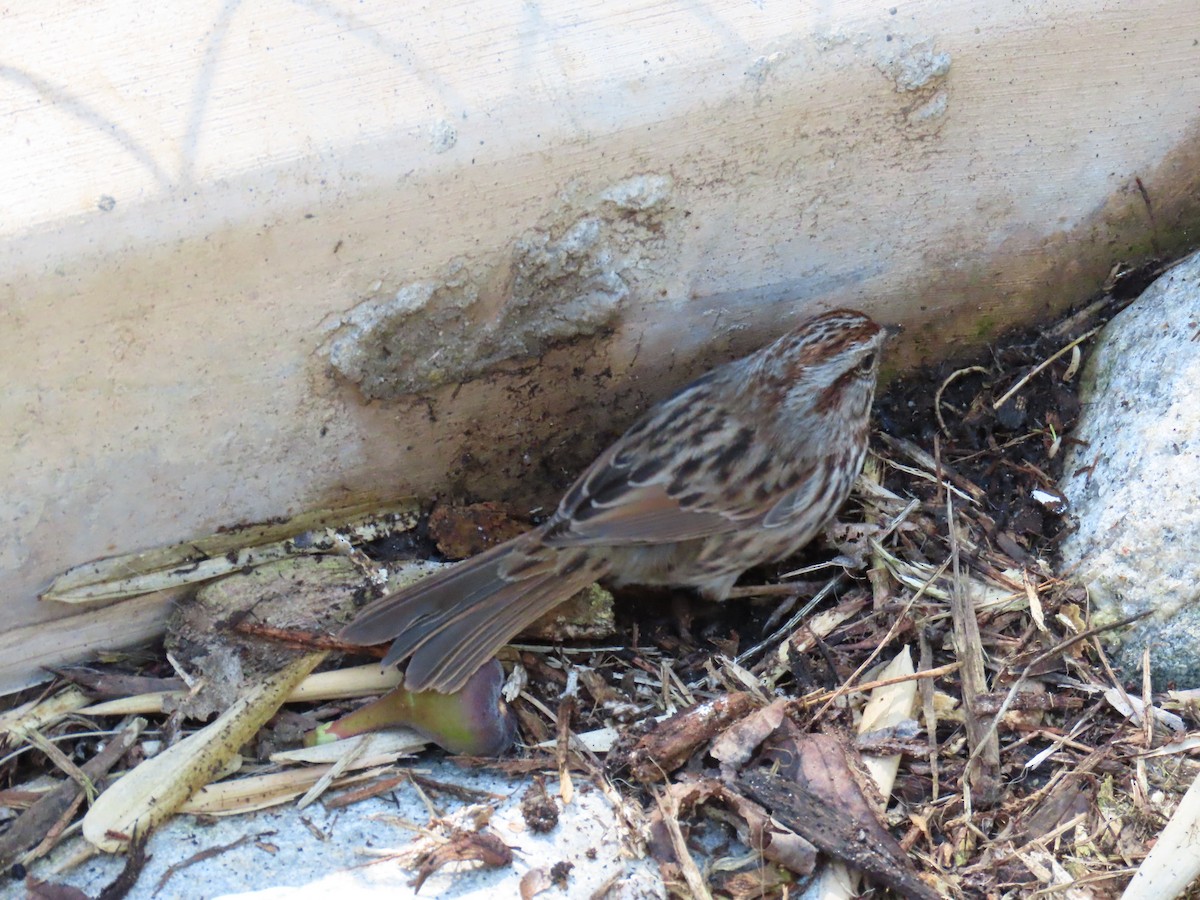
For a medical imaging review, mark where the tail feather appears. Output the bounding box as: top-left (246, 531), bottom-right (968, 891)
top-left (339, 535), bottom-right (605, 693)
top-left (403, 561), bottom-right (601, 692)
top-left (339, 539), bottom-right (517, 648)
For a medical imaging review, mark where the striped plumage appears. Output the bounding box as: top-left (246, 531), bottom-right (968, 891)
top-left (341, 309), bottom-right (886, 692)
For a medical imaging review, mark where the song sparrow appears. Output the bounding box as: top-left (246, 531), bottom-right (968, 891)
top-left (341, 309), bottom-right (886, 692)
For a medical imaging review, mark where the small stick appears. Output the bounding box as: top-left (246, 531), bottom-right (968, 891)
top-left (946, 492), bottom-right (1001, 810)
top-left (799, 661), bottom-right (960, 708)
top-left (934, 366), bottom-right (989, 437)
top-left (966, 610), bottom-right (1151, 771)
top-left (993, 326), bottom-right (1101, 410)
top-left (733, 575), bottom-right (843, 666)
top-left (919, 631), bottom-right (941, 803)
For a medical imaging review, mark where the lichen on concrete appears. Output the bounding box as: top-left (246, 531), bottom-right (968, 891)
top-left (324, 175), bottom-right (676, 399)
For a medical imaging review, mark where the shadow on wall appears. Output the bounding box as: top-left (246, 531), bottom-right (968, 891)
top-left (319, 130), bottom-right (1200, 508)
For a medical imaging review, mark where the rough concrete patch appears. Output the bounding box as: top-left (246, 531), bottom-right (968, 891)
top-left (430, 118), bottom-right (458, 153)
top-left (745, 51), bottom-right (788, 85)
top-left (908, 89), bottom-right (949, 123)
top-left (324, 175), bottom-right (677, 399)
top-left (38, 761), bottom-right (667, 899)
top-left (871, 36), bottom-right (952, 137)
top-left (875, 37), bottom-right (952, 92)
top-left (811, 27), bottom-right (854, 53)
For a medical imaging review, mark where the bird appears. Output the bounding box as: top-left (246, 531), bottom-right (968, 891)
top-left (340, 308), bottom-right (887, 693)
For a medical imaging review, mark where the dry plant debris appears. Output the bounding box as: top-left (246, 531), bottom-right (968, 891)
top-left (4, 271), bottom-right (1200, 898)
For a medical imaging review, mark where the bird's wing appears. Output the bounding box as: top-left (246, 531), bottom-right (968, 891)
top-left (543, 378), bottom-right (792, 546)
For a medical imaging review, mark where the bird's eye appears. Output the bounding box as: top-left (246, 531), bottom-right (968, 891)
top-left (857, 352), bottom-right (877, 374)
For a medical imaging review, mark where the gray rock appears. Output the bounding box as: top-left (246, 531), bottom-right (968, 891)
top-left (1059, 252), bottom-right (1200, 688)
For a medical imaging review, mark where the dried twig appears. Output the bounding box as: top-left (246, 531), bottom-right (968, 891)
top-left (0, 717), bottom-right (145, 870)
top-left (992, 327), bottom-right (1101, 410)
top-left (934, 365), bottom-right (990, 437)
top-left (946, 492), bottom-right (1001, 810)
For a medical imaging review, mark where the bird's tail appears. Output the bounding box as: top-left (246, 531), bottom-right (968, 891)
top-left (339, 534), bottom-right (605, 693)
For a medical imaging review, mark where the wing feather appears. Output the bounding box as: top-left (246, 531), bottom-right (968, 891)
top-left (543, 374), bottom-right (797, 546)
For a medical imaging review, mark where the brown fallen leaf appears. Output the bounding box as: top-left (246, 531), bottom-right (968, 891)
top-left (520, 867), bottom-right (552, 900)
top-left (49, 666), bottom-right (185, 699)
top-left (24, 880), bottom-right (90, 900)
top-left (428, 502), bottom-right (529, 559)
top-left (761, 725), bottom-right (887, 834)
top-left (1020, 773), bottom-right (1094, 842)
top-left (410, 830), bottom-right (514, 892)
top-left (709, 697), bottom-right (788, 776)
top-left (737, 761), bottom-right (938, 900)
top-left (733, 723), bottom-right (938, 900)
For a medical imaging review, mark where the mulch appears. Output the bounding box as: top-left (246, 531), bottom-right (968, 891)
top-left (3, 258), bottom-right (1195, 899)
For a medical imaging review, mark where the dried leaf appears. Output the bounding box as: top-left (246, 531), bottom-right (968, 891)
top-left (0, 688), bottom-right (90, 750)
top-left (82, 651), bottom-right (326, 851)
top-left (1104, 688), bottom-right (1185, 732)
top-left (519, 867), bottom-right (552, 900)
top-left (710, 698), bottom-right (787, 776)
top-left (856, 647), bottom-right (917, 796)
top-left (411, 831), bottom-right (513, 892)
top-left (42, 501), bottom-right (418, 603)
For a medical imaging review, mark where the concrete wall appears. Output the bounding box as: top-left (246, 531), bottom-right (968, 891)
top-left (4, 0), bottom-right (1200, 690)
